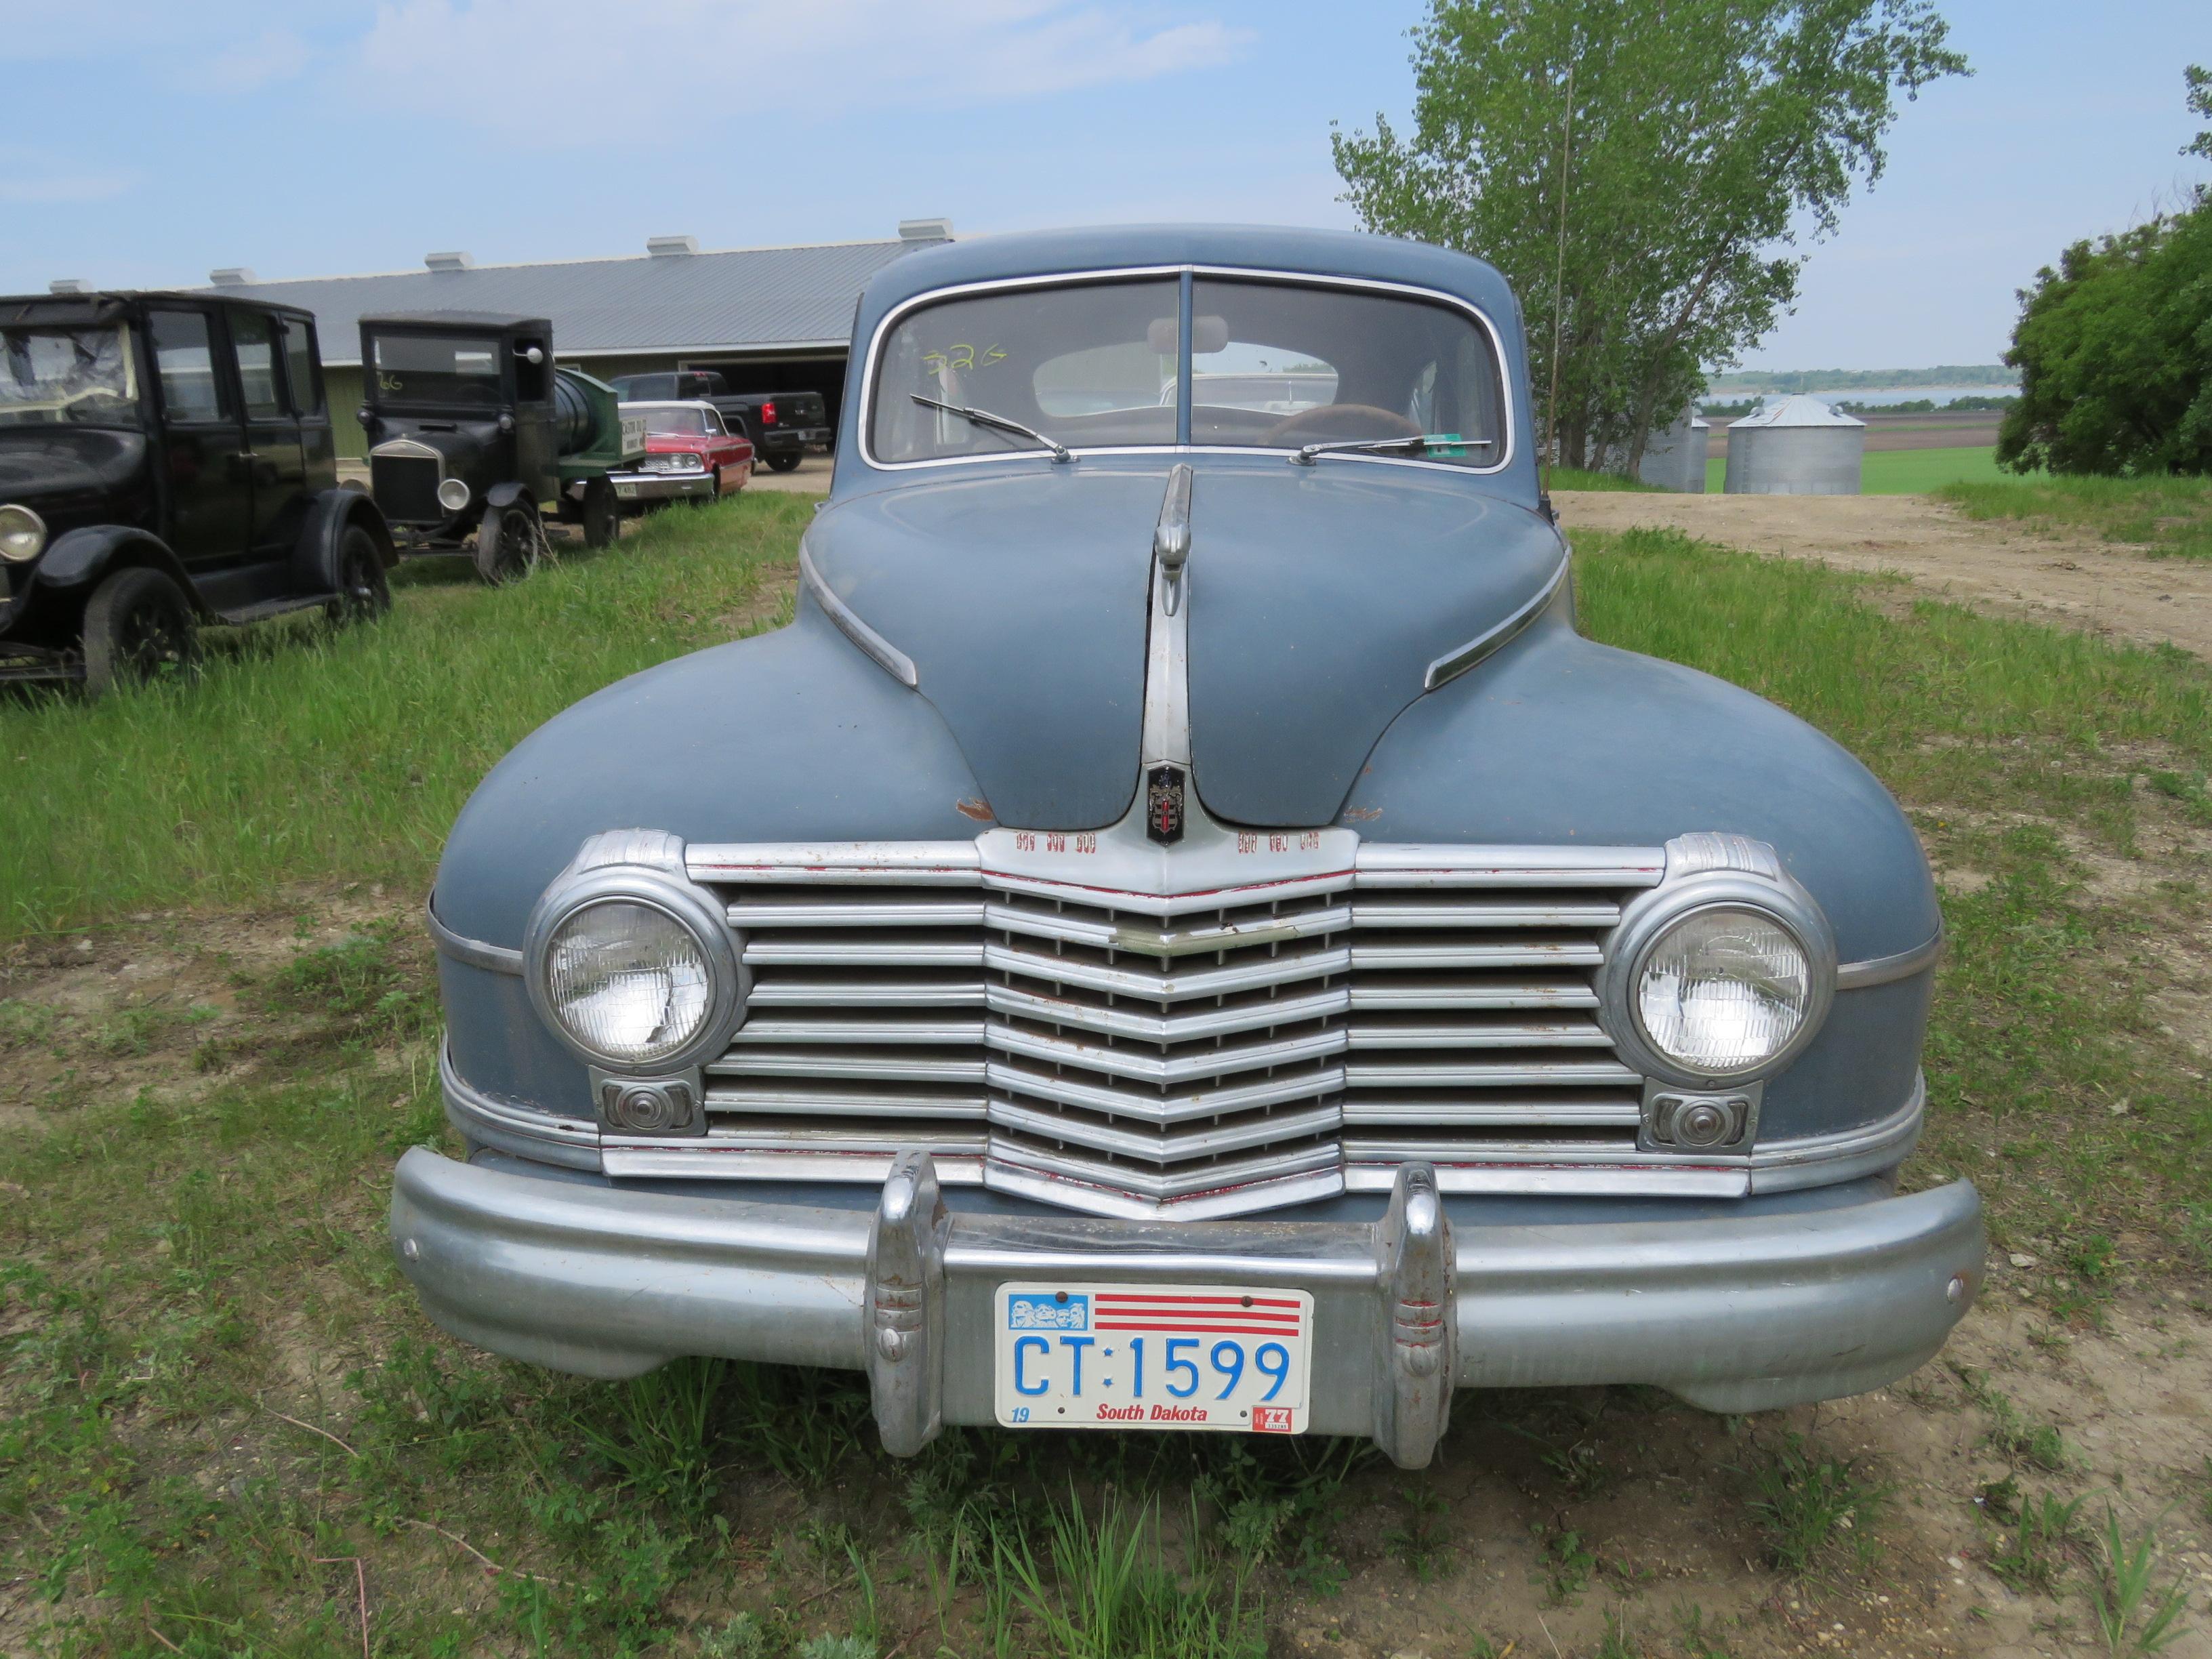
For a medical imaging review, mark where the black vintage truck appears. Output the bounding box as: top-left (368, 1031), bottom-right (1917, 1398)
top-left (608, 370), bottom-right (827, 472)
top-left (0, 289), bottom-right (393, 692)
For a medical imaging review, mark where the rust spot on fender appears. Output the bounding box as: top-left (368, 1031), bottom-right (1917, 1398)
top-left (956, 798), bottom-right (994, 823)
top-left (1343, 806), bottom-right (1384, 822)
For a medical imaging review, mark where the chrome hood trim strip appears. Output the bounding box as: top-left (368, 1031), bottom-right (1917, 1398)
top-left (1422, 552), bottom-right (1570, 691)
top-left (1836, 931), bottom-right (1944, 989)
top-left (800, 541), bottom-right (920, 689)
top-left (427, 900), bottom-right (523, 974)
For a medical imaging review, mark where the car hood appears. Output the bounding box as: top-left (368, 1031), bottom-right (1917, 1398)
top-left (0, 426), bottom-right (146, 507)
top-left (804, 460), bottom-right (1565, 828)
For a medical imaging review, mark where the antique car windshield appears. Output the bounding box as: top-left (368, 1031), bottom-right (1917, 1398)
top-left (371, 332), bottom-right (503, 407)
top-left (638, 407), bottom-right (710, 435)
top-left (870, 277), bottom-right (1180, 463)
top-left (869, 274), bottom-right (1506, 467)
top-left (1188, 277), bottom-right (1504, 464)
top-left (0, 324), bottom-right (138, 428)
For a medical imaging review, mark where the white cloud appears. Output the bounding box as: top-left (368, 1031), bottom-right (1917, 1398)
top-left (352, 0), bottom-right (1251, 142)
top-left (193, 26), bottom-right (311, 92)
top-left (0, 148), bottom-right (131, 204)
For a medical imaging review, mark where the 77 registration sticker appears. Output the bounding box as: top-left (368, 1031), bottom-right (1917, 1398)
top-left (992, 1282), bottom-right (1313, 1434)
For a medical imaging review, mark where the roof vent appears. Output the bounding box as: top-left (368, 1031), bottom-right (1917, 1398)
top-left (647, 234), bottom-right (699, 258)
top-left (209, 267), bottom-right (256, 287)
top-left (424, 251), bottom-right (474, 272)
top-left (898, 217), bottom-right (954, 242)
top-left (48, 279), bottom-right (89, 295)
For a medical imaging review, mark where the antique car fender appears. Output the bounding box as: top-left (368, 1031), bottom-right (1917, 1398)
top-left (1345, 605), bottom-right (1944, 1142)
top-left (30, 525), bottom-right (211, 615)
top-left (294, 487), bottom-right (396, 592)
top-left (430, 598), bottom-right (995, 1112)
top-left (484, 479), bottom-right (535, 512)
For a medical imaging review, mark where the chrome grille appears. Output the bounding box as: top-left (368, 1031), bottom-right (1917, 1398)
top-left (668, 840), bottom-right (1683, 1217)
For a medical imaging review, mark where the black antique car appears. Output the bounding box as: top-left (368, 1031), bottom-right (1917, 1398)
top-left (360, 313), bottom-right (641, 581)
top-left (0, 289), bottom-right (393, 692)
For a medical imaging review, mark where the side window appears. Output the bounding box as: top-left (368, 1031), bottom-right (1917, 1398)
top-left (283, 319), bottom-right (325, 417)
top-left (231, 310), bottom-right (285, 418)
top-left (146, 310), bottom-right (230, 422)
top-left (705, 410), bottom-right (725, 436)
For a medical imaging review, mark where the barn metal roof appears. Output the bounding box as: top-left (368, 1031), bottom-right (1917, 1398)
top-left (211, 235), bottom-right (945, 366)
top-left (1732, 393), bottom-right (1864, 429)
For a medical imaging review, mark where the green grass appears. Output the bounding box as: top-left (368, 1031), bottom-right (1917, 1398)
top-left (1935, 472), bottom-right (2212, 560)
top-left (0, 495), bottom-right (811, 942)
top-left (4, 501), bottom-right (2211, 1653)
top-left (1695, 445), bottom-right (2013, 495)
top-left (1549, 465), bottom-right (1660, 492)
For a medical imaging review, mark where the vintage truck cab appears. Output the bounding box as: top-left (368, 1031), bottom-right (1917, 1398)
top-left (0, 288), bottom-right (392, 691)
top-left (394, 227), bottom-right (1981, 1467)
top-left (359, 312), bottom-right (642, 581)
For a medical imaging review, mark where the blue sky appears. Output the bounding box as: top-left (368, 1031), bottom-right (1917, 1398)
top-left (4, 0), bottom-right (2205, 371)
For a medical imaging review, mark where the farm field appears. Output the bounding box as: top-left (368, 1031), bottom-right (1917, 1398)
top-left (1698, 445), bottom-right (2012, 495)
top-left (3, 496), bottom-right (2210, 1658)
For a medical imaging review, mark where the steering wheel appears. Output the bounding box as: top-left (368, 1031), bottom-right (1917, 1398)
top-left (1261, 403), bottom-right (1423, 447)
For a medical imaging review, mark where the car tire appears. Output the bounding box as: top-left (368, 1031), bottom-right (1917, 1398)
top-left (580, 478), bottom-right (619, 550)
top-left (325, 525), bottom-right (391, 626)
top-left (475, 498), bottom-right (544, 584)
top-left (766, 451), bottom-right (802, 473)
top-left (82, 567), bottom-right (200, 697)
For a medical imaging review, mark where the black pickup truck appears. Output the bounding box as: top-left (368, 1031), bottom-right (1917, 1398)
top-left (607, 371), bottom-right (826, 472)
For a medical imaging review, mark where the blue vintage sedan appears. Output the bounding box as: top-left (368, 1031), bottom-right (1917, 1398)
top-left (394, 226), bottom-right (1980, 1468)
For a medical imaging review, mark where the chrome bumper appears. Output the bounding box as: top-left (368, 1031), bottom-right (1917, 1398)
top-left (607, 468), bottom-right (714, 503)
top-left (390, 1147), bottom-right (1982, 1468)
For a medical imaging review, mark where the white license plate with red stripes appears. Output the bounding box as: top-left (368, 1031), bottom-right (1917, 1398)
top-left (991, 1282), bottom-right (1313, 1435)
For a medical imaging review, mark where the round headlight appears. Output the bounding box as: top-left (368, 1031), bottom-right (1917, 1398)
top-left (1633, 905), bottom-right (1814, 1078)
top-left (436, 478), bottom-right (472, 513)
top-left (541, 899), bottom-right (715, 1066)
top-left (0, 504), bottom-right (47, 563)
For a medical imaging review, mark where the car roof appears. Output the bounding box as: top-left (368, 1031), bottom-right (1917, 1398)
top-left (618, 399), bottom-right (720, 411)
top-left (1, 290), bottom-right (319, 327)
top-left (359, 310), bottom-right (552, 331)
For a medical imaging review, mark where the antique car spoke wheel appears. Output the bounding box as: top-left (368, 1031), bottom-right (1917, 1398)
top-left (327, 526), bottom-right (392, 625)
top-left (82, 567), bottom-right (201, 697)
top-left (476, 500), bottom-right (544, 585)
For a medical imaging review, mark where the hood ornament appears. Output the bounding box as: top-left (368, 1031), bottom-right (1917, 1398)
top-left (1153, 462), bottom-right (1193, 616)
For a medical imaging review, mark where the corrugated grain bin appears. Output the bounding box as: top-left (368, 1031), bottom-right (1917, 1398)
top-left (1724, 394), bottom-right (1863, 495)
top-left (1637, 411), bottom-right (1710, 492)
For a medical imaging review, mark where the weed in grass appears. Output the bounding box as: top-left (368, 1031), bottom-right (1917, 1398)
top-left (1970, 1381), bottom-right (2074, 1473)
top-left (996, 1490), bottom-right (1265, 1659)
top-left (1674, 1601), bottom-right (1737, 1659)
top-left (796, 1637), bottom-right (877, 1659)
top-left (1986, 1490), bottom-right (2087, 1595)
top-left (2089, 1508), bottom-right (2193, 1656)
top-left (1386, 1479), bottom-right (1452, 1582)
top-left (565, 1357), bottom-right (726, 1525)
top-left (1534, 1520), bottom-right (1596, 1601)
top-left (270, 917), bottom-right (436, 1044)
top-left (722, 1361), bottom-right (872, 1487)
top-left (1744, 1434), bottom-right (1885, 1578)
top-left (1191, 1434), bottom-right (1364, 1591)
top-left (699, 1613), bottom-right (771, 1658)
top-left (1595, 1606), bottom-right (1648, 1658)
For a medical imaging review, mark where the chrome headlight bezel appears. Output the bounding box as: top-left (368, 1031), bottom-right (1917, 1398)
top-left (0, 503), bottom-right (47, 564)
top-left (1598, 858), bottom-right (1836, 1088)
top-left (523, 853), bottom-right (745, 1073)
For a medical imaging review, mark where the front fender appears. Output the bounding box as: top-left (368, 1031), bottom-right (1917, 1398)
top-left (33, 525), bottom-right (209, 615)
top-left (1345, 617), bottom-right (1942, 1143)
top-left (485, 480), bottom-right (534, 511)
top-left (295, 487), bottom-right (395, 591)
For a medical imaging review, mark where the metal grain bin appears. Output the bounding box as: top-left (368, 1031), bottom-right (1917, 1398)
top-left (1724, 394), bottom-right (1863, 495)
top-left (1637, 410), bottom-right (1710, 492)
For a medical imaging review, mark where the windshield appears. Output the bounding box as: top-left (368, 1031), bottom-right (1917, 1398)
top-left (371, 333), bottom-right (502, 407)
top-left (638, 406), bottom-right (710, 435)
top-left (0, 325), bottom-right (139, 428)
top-left (868, 274), bottom-right (1506, 467)
top-left (871, 277), bottom-right (1180, 463)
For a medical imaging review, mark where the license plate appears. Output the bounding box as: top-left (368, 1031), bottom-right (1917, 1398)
top-left (614, 482), bottom-right (639, 499)
top-left (993, 1282), bottom-right (1313, 1434)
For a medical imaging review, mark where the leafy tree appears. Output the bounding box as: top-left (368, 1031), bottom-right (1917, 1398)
top-left (1332, 0), bottom-right (1967, 472)
top-left (2186, 63), bottom-right (2210, 161)
top-left (1997, 199), bottom-right (2212, 476)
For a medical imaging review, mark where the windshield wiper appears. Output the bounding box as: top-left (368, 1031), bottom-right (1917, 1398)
top-left (1290, 434), bottom-right (1496, 466)
top-left (910, 394), bottom-right (1072, 464)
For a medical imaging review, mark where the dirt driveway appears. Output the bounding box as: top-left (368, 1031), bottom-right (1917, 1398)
top-left (1555, 491), bottom-right (2212, 659)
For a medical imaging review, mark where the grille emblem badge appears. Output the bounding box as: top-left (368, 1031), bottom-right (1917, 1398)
top-left (1145, 765), bottom-right (1187, 844)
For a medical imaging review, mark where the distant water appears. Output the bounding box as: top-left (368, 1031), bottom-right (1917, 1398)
top-left (1725, 386), bottom-right (2018, 409)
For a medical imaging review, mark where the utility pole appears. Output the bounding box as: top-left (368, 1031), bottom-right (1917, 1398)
top-left (1542, 57), bottom-right (1575, 496)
